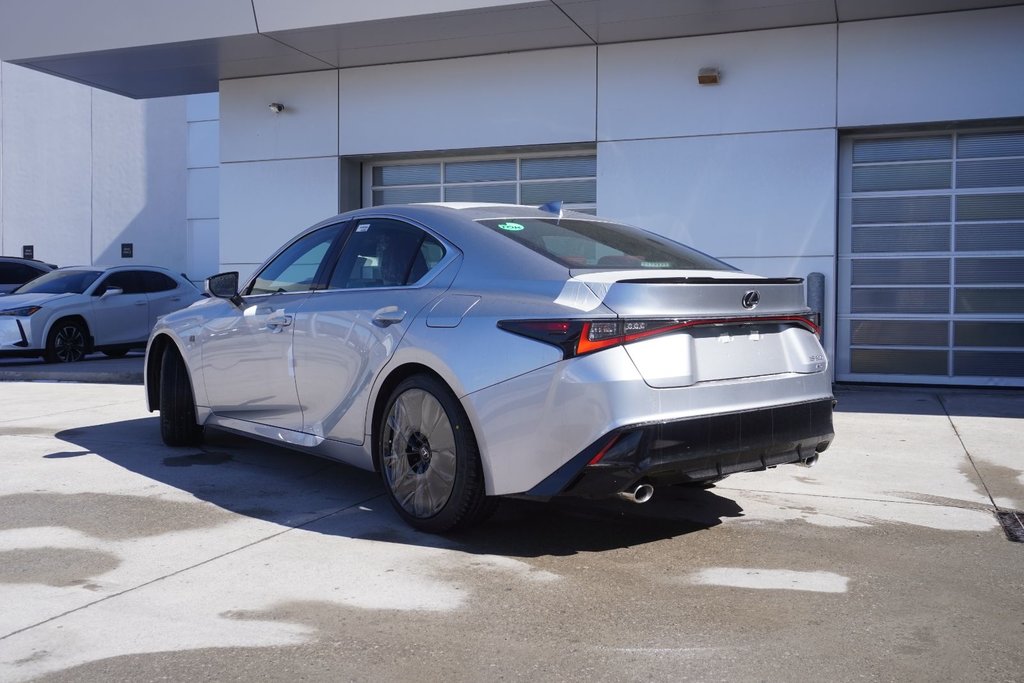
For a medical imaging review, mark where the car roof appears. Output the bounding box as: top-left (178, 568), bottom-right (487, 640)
top-left (55, 264), bottom-right (178, 274)
top-left (0, 256), bottom-right (55, 267)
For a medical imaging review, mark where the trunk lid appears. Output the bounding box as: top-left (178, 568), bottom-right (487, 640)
top-left (574, 271), bottom-right (825, 388)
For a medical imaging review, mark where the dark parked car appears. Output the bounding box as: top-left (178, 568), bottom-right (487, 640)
top-left (0, 256), bottom-right (56, 295)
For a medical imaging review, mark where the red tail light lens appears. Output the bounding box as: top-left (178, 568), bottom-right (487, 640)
top-left (577, 319), bottom-right (689, 355)
top-left (499, 315), bottom-right (820, 359)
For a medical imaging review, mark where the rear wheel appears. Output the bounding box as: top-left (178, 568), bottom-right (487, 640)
top-left (159, 346), bottom-right (203, 446)
top-left (45, 319), bottom-right (88, 363)
top-left (379, 374), bottom-right (493, 533)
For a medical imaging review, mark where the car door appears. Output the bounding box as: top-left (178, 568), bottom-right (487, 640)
top-left (199, 223), bottom-right (343, 431)
top-left (293, 217), bottom-right (456, 444)
top-left (88, 270), bottom-right (150, 345)
top-left (141, 270), bottom-right (194, 325)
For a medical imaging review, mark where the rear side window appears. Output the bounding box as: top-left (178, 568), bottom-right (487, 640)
top-left (328, 219), bottom-right (446, 289)
top-left (140, 271), bottom-right (179, 293)
top-left (0, 262), bottom-right (44, 285)
top-left (477, 218), bottom-right (734, 271)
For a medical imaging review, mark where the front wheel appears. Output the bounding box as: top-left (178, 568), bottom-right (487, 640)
top-left (379, 374), bottom-right (493, 533)
top-left (159, 346), bottom-right (204, 446)
top-left (45, 319), bottom-right (88, 363)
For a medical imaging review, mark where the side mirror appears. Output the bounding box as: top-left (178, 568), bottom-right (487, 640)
top-left (101, 286), bottom-right (124, 299)
top-left (205, 272), bottom-right (244, 308)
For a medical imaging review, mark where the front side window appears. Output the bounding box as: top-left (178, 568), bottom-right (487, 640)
top-left (248, 224), bottom-right (341, 295)
top-left (328, 219), bottom-right (445, 290)
top-left (14, 269), bottom-right (102, 295)
top-left (95, 271), bottom-right (145, 295)
top-left (477, 218), bottom-right (734, 271)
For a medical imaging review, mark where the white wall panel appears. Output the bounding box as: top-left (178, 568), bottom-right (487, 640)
top-left (92, 91), bottom-right (188, 269)
top-left (0, 64), bottom-right (92, 266)
top-left (187, 167), bottom-right (220, 220)
top-left (597, 129), bottom-right (837, 259)
top-left (187, 218), bottom-right (220, 281)
top-left (187, 93), bottom-right (220, 122)
top-left (188, 120), bottom-right (220, 168)
top-left (838, 6), bottom-right (1024, 127)
top-left (598, 24), bottom-right (836, 141)
top-left (221, 71), bottom-right (339, 162)
top-left (0, 66), bottom-right (4, 250)
top-left (220, 158), bottom-right (339, 268)
top-left (338, 47), bottom-right (596, 155)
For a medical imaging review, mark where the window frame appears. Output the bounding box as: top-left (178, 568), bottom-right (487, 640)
top-left (244, 222), bottom-right (347, 297)
top-left (362, 149), bottom-right (597, 213)
top-left (319, 215), bottom-right (460, 293)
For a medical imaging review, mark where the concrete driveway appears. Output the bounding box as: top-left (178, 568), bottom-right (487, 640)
top-left (0, 381), bottom-right (1021, 681)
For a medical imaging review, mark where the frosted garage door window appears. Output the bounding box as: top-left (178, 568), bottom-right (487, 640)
top-left (839, 128), bottom-right (1024, 385)
top-left (368, 153), bottom-right (596, 213)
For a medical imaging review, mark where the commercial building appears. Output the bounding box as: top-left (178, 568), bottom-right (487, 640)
top-left (1, 1), bottom-right (1022, 386)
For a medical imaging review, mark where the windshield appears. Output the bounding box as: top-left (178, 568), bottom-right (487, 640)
top-left (13, 269), bottom-right (102, 295)
top-left (477, 218), bottom-right (735, 271)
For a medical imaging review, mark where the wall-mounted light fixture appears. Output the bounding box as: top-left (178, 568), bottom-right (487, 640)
top-left (268, 102), bottom-right (284, 113)
top-left (697, 67), bottom-right (720, 85)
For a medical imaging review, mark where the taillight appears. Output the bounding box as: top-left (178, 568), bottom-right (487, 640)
top-left (577, 319), bottom-right (690, 355)
top-left (499, 315), bottom-right (820, 359)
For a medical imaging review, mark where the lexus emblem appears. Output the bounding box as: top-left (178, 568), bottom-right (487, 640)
top-left (741, 290), bottom-right (760, 309)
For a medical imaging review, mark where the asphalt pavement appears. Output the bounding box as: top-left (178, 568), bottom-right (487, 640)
top-left (0, 372), bottom-right (1021, 681)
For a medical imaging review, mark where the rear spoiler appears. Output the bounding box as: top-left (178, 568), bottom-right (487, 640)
top-left (617, 277), bottom-right (804, 285)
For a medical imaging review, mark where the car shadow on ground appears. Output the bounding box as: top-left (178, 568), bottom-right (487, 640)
top-left (54, 418), bottom-right (745, 557)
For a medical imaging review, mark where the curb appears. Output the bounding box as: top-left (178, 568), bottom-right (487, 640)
top-left (0, 369), bottom-right (144, 385)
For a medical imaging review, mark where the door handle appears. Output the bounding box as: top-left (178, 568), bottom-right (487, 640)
top-left (372, 306), bottom-right (406, 327)
top-left (134, 301), bottom-right (147, 306)
top-left (266, 313), bottom-right (293, 332)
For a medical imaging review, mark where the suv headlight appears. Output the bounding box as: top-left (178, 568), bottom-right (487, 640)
top-left (0, 306), bottom-right (42, 317)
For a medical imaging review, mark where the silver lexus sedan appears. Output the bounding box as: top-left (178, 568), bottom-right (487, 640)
top-left (146, 204), bottom-right (834, 532)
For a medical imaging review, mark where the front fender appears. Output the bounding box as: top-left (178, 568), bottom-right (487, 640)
top-left (145, 311), bottom-right (210, 414)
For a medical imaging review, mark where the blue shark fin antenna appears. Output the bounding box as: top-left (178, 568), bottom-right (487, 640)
top-left (538, 200), bottom-right (564, 220)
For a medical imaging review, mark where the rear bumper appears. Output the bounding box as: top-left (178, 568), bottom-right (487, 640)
top-left (526, 397), bottom-right (835, 498)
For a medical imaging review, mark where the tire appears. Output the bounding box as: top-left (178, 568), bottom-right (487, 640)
top-left (103, 348), bottom-right (129, 359)
top-left (379, 374), bottom-right (493, 533)
top-left (45, 319), bottom-right (88, 363)
top-left (159, 346), bottom-right (204, 447)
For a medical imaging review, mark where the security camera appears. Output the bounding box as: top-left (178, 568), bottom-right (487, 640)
top-left (268, 102), bottom-right (284, 113)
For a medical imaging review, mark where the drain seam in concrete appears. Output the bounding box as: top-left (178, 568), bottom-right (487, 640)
top-left (718, 487), bottom-right (992, 513)
top-left (0, 491), bottom-right (386, 643)
top-left (936, 393), bottom-right (1001, 513)
top-left (0, 402), bottom-right (138, 425)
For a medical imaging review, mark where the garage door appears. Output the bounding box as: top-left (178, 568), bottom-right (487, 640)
top-left (838, 128), bottom-right (1024, 387)
top-left (364, 151), bottom-right (596, 213)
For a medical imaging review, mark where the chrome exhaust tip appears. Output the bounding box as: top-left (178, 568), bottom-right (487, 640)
top-left (617, 483), bottom-right (654, 504)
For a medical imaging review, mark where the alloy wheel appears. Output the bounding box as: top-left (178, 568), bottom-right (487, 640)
top-left (53, 324), bottom-right (86, 362)
top-left (382, 388), bottom-right (458, 518)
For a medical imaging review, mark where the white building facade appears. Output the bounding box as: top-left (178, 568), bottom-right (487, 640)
top-left (1, 1), bottom-right (1022, 386)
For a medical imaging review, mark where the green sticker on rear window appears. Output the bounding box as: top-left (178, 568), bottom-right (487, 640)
top-left (498, 222), bottom-right (525, 232)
